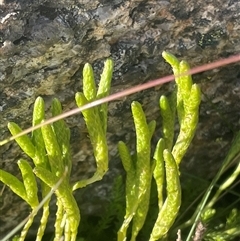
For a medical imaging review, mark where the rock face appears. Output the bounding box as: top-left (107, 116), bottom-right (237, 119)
top-left (0, 0), bottom-right (240, 238)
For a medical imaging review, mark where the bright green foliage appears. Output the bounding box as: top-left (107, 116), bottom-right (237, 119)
top-left (82, 63), bottom-right (97, 100)
top-left (97, 58), bottom-right (114, 133)
top-left (117, 102), bottom-right (156, 241)
top-left (159, 96), bottom-right (175, 150)
top-left (153, 139), bottom-right (165, 210)
top-left (6, 96), bottom-right (80, 241)
top-left (118, 141), bottom-right (136, 220)
top-left (32, 97), bottom-right (79, 241)
top-left (7, 110), bottom-right (50, 241)
top-left (130, 102), bottom-right (156, 241)
top-left (0, 59), bottom-right (114, 241)
top-left (162, 51), bottom-right (201, 165)
top-left (151, 52), bottom-right (200, 240)
top-left (34, 166), bottom-right (80, 241)
top-left (1, 54), bottom-right (204, 241)
top-left (8, 122), bottom-right (36, 159)
top-left (149, 51), bottom-right (200, 240)
top-left (150, 149), bottom-right (181, 241)
top-left (31, 96), bottom-right (49, 168)
top-left (0, 166), bottom-right (29, 204)
top-left (0, 158), bottom-right (39, 241)
top-left (73, 59), bottom-right (113, 190)
top-left (52, 98), bottom-right (72, 179)
top-left (31, 96), bottom-right (51, 241)
top-left (40, 122), bottom-right (64, 175)
top-left (18, 159), bottom-right (39, 208)
top-left (118, 52), bottom-right (201, 241)
top-left (0, 159), bottom-right (38, 208)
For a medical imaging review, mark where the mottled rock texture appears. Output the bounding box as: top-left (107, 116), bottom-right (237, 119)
top-left (0, 0), bottom-right (240, 238)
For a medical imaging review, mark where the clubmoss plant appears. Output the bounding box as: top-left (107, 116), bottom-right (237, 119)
top-left (0, 52), bottom-right (240, 241)
top-left (0, 59), bottom-right (113, 241)
top-left (117, 51), bottom-right (201, 241)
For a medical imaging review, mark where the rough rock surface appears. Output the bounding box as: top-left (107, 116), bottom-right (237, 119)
top-left (0, 0), bottom-right (240, 238)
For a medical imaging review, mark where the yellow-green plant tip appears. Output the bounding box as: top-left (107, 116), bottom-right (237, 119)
top-left (97, 58), bottom-right (114, 97)
top-left (51, 99), bottom-right (68, 141)
top-left (130, 101), bottom-right (153, 241)
top-left (31, 96), bottom-right (49, 168)
top-left (54, 127), bottom-right (71, 179)
top-left (118, 100), bottom-right (153, 241)
top-left (163, 52), bottom-right (189, 124)
top-left (75, 85), bottom-right (109, 191)
top-left (0, 169), bottom-right (27, 202)
top-left (179, 59), bottom-right (191, 72)
top-left (131, 100), bottom-right (151, 184)
top-left (118, 142), bottom-right (137, 216)
top-left (162, 51), bottom-right (180, 74)
top-left (153, 138), bottom-right (165, 209)
top-left (83, 63), bottom-right (97, 101)
top-left (18, 159), bottom-right (39, 208)
top-left (79, 106), bottom-right (107, 174)
top-left (179, 60), bottom-right (193, 95)
top-left (131, 101), bottom-right (150, 141)
top-left (118, 142), bottom-right (137, 221)
top-left (131, 102), bottom-right (151, 185)
top-left (171, 71), bottom-right (200, 166)
top-left (74, 59), bottom-right (112, 189)
top-left (77, 99), bottom-right (107, 159)
top-left (51, 98), bottom-right (71, 153)
top-left (8, 122), bottom-right (36, 159)
top-left (160, 96), bottom-right (175, 150)
top-left (32, 97), bottom-right (45, 126)
top-left (153, 138), bottom-right (165, 162)
top-left (41, 124), bottom-right (64, 175)
top-left (148, 120), bottom-right (156, 138)
top-left (168, 89), bottom-right (177, 112)
top-left (118, 141), bottom-right (133, 172)
top-left (75, 92), bottom-right (88, 107)
top-left (52, 98), bottom-right (63, 116)
top-left (34, 167), bottom-right (58, 188)
top-left (164, 149), bottom-right (181, 221)
top-left (163, 149), bottom-right (181, 192)
top-left (97, 58), bottom-right (114, 133)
